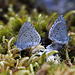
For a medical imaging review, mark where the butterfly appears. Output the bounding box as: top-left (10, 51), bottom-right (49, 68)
top-left (16, 21), bottom-right (41, 51)
top-left (46, 42), bottom-right (64, 53)
top-left (46, 15), bottom-right (70, 53)
top-left (48, 15), bottom-right (70, 44)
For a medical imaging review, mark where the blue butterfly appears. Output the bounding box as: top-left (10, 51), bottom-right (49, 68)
top-left (47, 15), bottom-right (70, 53)
top-left (48, 15), bottom-right (70, 44)
top-left (16, 21), bottom-right (41, 51)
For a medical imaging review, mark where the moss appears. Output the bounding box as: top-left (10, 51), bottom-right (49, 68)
top-left (0, 3), bottom-right (75, 75)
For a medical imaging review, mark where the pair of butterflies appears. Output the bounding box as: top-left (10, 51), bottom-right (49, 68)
top-left (16, 15), bottom-right (70, 51)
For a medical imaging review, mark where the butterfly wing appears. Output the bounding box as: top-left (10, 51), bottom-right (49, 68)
top-left (16, 21), bottom-right (41, 50)
top-left (46, 42), bottom-right (64, 53)
top-left (48, 15), bottom-right (69, 44)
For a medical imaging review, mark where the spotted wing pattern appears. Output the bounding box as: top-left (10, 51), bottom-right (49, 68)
top-left (48, 15), bottom-right (69, 44)
top-left (16, 21), bottom-right (41, 50)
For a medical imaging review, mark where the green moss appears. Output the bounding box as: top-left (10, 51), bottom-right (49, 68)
top-left (0, 3), bottom-right (75, 75)
top-left (0, 72), bottom-right (9, 75)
